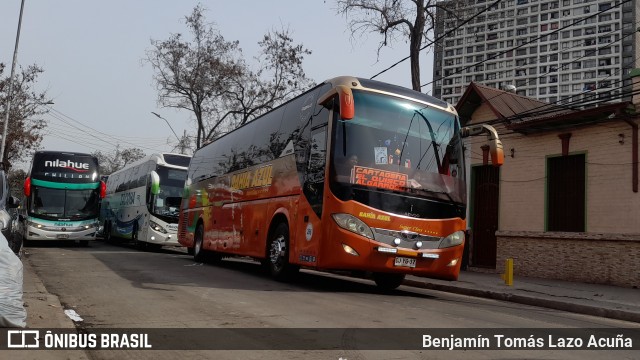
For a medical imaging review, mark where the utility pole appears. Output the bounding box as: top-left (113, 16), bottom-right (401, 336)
top-left (0, 0), bottom-right (26, 165)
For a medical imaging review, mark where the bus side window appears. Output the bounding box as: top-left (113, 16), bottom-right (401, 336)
top-left (305, 126), bottom-right (327, 218)
top-left (302, 95), bottom-right (329, 217)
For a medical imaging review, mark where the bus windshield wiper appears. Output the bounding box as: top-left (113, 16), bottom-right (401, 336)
top-left (400, 186), bottom-right (456, 204)
top-left (412, 110), bottom-right (441, 171)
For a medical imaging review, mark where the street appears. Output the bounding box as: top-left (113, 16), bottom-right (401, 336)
top-left (20, 240), bottom-right (640, 360)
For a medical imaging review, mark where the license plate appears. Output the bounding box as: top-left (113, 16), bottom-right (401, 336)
top-left (394, 257), bottom-right (416, 268)
top-left (57, 234), bottom-right (69, 239)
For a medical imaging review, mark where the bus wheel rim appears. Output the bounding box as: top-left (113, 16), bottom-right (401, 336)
top-left (270, 234), bottom-right (285, 266)
top-left (195, 231), bottom-right (202, 255)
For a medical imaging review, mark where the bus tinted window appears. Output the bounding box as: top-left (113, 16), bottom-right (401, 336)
top-left (163, 154), bottom-right (191, 167)
top-left (249, 110), bottom-right (285, 163)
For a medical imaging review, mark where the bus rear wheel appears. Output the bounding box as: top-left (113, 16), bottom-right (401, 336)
top-left (103, 222), bottom-right (112, 243)
top-left (193, 224), bottom-right (206, 262)
top-left (267, 223), bottom-right (299, 281)
top-left (373, 273), bottom-right (405, 291)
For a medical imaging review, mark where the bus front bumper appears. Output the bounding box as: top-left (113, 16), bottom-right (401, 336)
top-left (322, 226), bottom-right (464, 281)
top-left (147, 228), bottom-right (181, 246)
top-left (25, 226), bottom-right (98, 241)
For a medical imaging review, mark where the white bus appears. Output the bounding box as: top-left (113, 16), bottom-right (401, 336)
top-left (101, 153), bottom-right (191, 250)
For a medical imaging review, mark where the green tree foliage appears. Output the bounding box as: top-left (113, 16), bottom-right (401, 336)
top-left (0, 63), bottom-right (51, 168)
top-left (146, 4), bottom-right (313, 149)
top-left (91, 146), bottom-right (145, 175)
top-left (335, 0), bottom-right (462, 92)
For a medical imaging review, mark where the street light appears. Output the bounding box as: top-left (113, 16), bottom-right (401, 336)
top-left (0, 0), bottom-right (26, 165)
top-left (151, 112), bottom-right (181, 143)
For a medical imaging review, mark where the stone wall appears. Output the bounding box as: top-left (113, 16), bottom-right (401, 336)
top-left (495, 231), bottom-right (640, 288)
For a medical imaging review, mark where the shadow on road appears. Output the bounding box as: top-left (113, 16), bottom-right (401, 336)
top-left (30, 239), bottom-right (437, 299)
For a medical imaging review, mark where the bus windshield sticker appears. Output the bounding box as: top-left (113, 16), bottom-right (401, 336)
top-left (374, 147), bottom-right (388, 165)
top-left (353, 166), bottom-right (407, 191)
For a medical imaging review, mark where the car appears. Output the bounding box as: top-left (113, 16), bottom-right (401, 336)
top-left (0, 169), bottom-right (21, 254)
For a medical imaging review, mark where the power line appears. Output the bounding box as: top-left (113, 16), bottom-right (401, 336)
top-left (464, 50), bottom-right (640, 129)
top-left (44, 107), bottom-right (167, 152)
top-left (424, 0), bottom-right (632, 88)
top-left (369, 0), bottom-right (504, 81)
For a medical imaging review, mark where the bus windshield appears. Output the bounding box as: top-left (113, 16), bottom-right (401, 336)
top-left (30, 186), bottom-right (100, 220)
top-left (330, 90), bottom-right (466, 214)
top-left (153, 165), bottom-right (187, 217)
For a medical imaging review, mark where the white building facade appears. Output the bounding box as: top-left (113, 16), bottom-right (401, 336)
top-left (432, 0), bottom-right (638, 106)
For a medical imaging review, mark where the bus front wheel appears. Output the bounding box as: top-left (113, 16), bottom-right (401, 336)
top-left (373, 273), bottom-right (405, 291)
top-left (267, 223), bottom-right (299, 281)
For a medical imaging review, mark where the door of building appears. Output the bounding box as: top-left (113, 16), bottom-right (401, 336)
top-left (471, 165), bottom-right (500, 268)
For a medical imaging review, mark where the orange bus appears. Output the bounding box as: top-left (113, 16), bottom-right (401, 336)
top-left (178, 76), bottom-right (503, 290)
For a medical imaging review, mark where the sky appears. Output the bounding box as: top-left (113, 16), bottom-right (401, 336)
top-left (0, 0), bottom-right (434, 169)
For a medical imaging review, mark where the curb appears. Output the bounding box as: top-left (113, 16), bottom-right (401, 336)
top-left (402, 279), bottom-right (640, 324)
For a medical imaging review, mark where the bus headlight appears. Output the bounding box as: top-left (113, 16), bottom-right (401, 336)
top-left (150, 221), bottom-right (167, 234)
top-left (438, 230), bottom-right (465, 249)
top-left (332, 213), bottom-right (374, 239)
top-left (28, 221), bottom-right (43, 229)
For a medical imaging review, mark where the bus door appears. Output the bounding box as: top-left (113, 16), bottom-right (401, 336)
top-left (296, 96), bottom-right (330, 267)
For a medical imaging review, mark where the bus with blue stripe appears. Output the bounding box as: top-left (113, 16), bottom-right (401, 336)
top-left (20, 151), bottom-right (105, 246)
top-left (100, 153), bottom-right (190, 250)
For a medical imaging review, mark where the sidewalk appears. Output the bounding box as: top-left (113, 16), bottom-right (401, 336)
top-left (404, 271), bottom-right (640, 323)
top-left (10, 256), bottom-right (90, 360)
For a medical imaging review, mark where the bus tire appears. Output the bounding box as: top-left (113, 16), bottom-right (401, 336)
top-left (267, 222), bottom-right (299, 281)
top-left (373, 273), bottom-right (405, 291)
top-left (193, 224), bottom-right (206, 262)
top-left (132, 224), bottom-right (145, 250)
top-left (104, 222), bottom-right (112, 243)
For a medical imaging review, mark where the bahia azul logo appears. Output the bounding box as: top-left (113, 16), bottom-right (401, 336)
top-left (44, 159), bottom-right (90, 172)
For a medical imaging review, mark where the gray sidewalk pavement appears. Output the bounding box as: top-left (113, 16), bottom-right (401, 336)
top-left (9, 256), bottom-right (90, 360)
top-left (404, 271), bottom-right (640, 324)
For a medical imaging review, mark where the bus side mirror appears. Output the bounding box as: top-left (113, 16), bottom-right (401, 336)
top-left (460, 124), bottom-right (504, 167)
top-left (317, 85), bottom-right (354, 120)
top-left (24, 177), bottom-right (31, 197)
top-left (490, 138), bottom-right (504, 166)
top-left (100, 180), bottom-right (107, 199)
top-left (6, 196), bottom-right (19, 209)
top-left (150, 171), bottom-right (160, 195)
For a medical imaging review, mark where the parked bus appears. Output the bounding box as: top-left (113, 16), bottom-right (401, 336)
top-left (20, 151), bottom-right (105, 246)
top-left (101, 153), bottom-right (190, 250)
top-left (178, 76), bottom-right (503, 290)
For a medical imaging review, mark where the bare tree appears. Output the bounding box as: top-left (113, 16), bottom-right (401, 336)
top-left (0, 63), bottom-right (51, 168)
top-left (146, 5), bottom-right (313, 148)
top-left (92, 146), bottom-right (145, 175)
top-left (146, 4), bottom-right (243, 149)
top-left (204, 27), bottom-right (314, 140)
top-left (335, 0), bottom-right (461, 92)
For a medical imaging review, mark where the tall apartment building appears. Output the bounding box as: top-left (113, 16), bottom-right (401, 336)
top-left (432, 0), bottom-right (638, 107)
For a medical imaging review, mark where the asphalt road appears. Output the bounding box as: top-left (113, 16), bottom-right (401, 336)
top-left (23, 240), bottom-right (640, 360)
